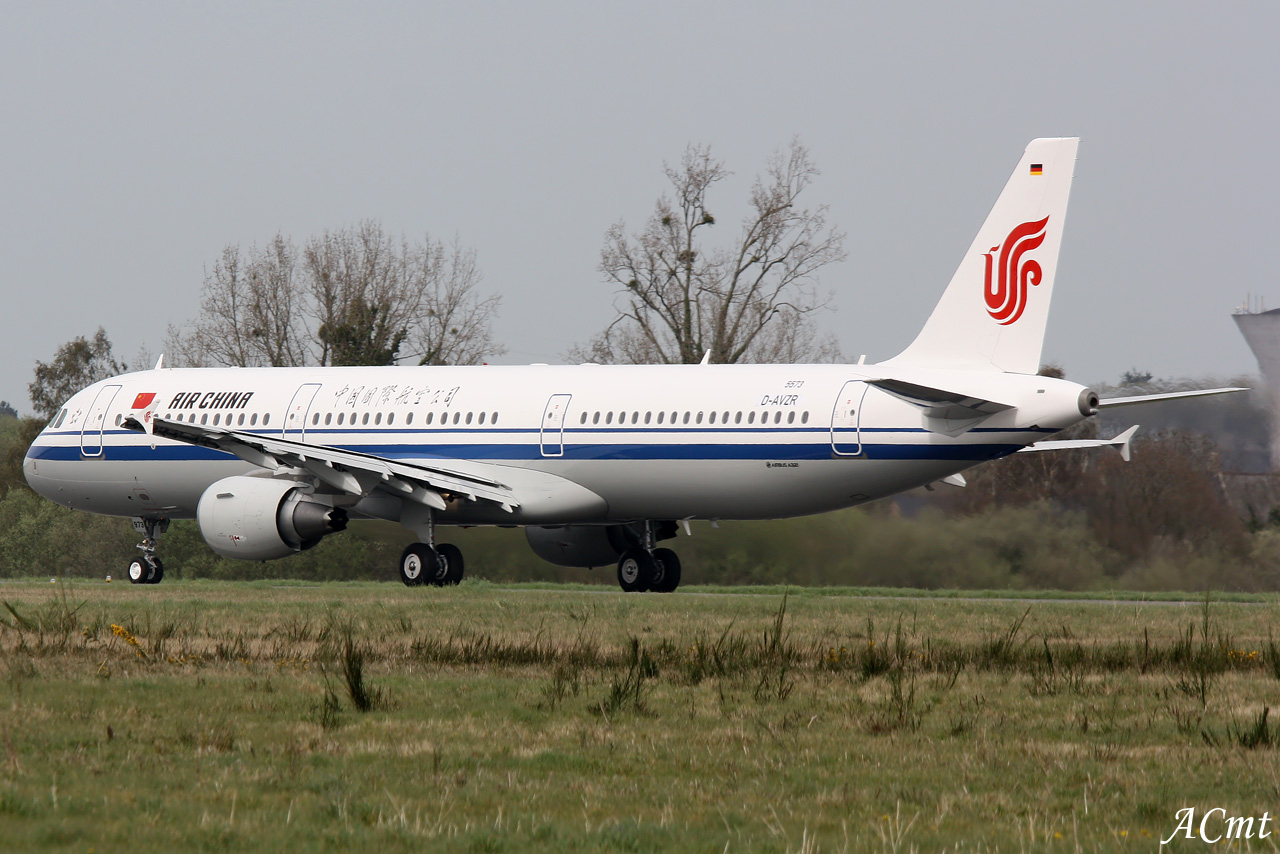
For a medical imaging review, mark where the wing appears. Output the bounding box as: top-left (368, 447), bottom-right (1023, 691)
top-left (124, 414), bottom-right (519, 513)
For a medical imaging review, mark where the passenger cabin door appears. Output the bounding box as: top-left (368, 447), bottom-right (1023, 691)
top-left (540, 394), bottom-right (572, 457)
top-left (80, 384), bottom-right (121, 458)
top-left (283, 384), bottom-right (322, 440)
top-left (830, 381), bottom-right (866, 456)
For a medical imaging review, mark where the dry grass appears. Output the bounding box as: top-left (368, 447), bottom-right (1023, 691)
top-left (1, 579), bottom-right (1279, 852)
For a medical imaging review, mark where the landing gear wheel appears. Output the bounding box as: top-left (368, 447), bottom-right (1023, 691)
top-left (617, 548), bottom-right (656, 593)
top-left (145, 557), bottom-right (164, 585)
top-left (399, 543), bottom-right (436, 587)
top-left (436, 543), bottom-right (465, 586)
top-left (651, 548), bottom-right (681, 593)
top-left (128, 559), bottom-right (147, 585)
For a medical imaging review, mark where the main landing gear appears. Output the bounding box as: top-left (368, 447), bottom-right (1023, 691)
top-left (128, 517), bottom-right (169, 585)
top-left (399, 542), bottom-right (465, 587)
top-left (398, 506), bottom-right (465, 587)
top-left (616, 522), bottom-right (681, 593)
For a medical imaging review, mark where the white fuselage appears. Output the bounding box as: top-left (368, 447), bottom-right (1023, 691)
top-left (23, 362), bottom-right (1088, 527)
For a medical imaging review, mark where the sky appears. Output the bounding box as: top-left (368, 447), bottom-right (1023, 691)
top-left (2, 1), bottom-right (1276, 413)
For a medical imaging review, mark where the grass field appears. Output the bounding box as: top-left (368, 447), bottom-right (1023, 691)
top-left (3, 580), bottom-right (1280, 852)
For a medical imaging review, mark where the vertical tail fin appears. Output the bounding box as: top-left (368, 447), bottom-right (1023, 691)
top-left (886, 138), bottom-right (1079, 374)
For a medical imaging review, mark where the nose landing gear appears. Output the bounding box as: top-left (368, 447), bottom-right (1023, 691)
top-left (129, 517), bottom-right (168, 585)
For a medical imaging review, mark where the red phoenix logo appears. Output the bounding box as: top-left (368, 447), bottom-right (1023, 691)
top-left (983, 217), bottom-right (1049, 326)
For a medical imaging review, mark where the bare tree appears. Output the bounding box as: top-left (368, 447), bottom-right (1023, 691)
top-left (165, 235), bottom-right (306, 367)
top-left (167, 223), bottom-right (503, 368)
top-left (302, 223), bottom-right (503, 367)
top-left (572, 139), bottom-right (846, 365)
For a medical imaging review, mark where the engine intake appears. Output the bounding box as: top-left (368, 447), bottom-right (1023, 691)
top-left (197, 475), bottom-right (347, 561)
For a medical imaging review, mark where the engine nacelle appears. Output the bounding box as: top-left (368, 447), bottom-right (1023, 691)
top-left (525, 524), bottom-right (640, 568)
top-left (196, 476), bottom-right (348, 561)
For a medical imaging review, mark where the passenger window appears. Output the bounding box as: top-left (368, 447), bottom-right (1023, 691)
top-left (362, 413), bottom-right (370, 425)
top-left (425, 412), bottom-right (433, 425)
top-left (323, 413), bottom-right (331, 425)
top-left (375, 412), bottom-right (382, 425)
top-left (787, 411), bottom-right (795, 424)
top-left (212, 414), bottom-right (220, 426)
top-left (466, 412), bottom-right (473, 425)
top-left (238, 413), bottom-right (245, 426)
top-left (337, 413), bottom-right (345, 425)
top-left (657, 411), bottom-right (664, 424)
top-left (774, 411), bottom-right (782, 424)
top-left (312, 413), bottom-right (319, 425)
top-left (644, 412), bottom-right (651, 424)
top-left (388, 412), bottom-right (395, 425)
top-left (682, 412), bottom-right (690, 425)
top-left (452, 412), bottom-right (460, 425)
top-left (491, 412), bottom-right (498, 424)
top-left (631, 412), bottom-right (639, 424)
top-left (406, 413), bottom-right (414, 425)
top-left (114, 414), bottom-right (122, 426)
top-left (201, 414), bottom-right (209, 425)
top-left (250, 413), bottom-right (258, 426)
top-left (748, 412), bottom-right (756, 424)
top-left (708, 412), bottom-right (715, 424)
top-left (735, 412), bottom-right (742, 424)
top-left (801, 411), bottom-right (809, 424)
top-left (580, 413), bottom-right (587, 424)
top-left (478, 412), bottom-right (485, 425)
top-left (606, 412), bottom-right (613, 425)
top-left (263, 414), bottom-right (270, 425)
top-left (722, 411), bottom-right (729, 423)
top-left (696, 412), bottom-right (703, 424)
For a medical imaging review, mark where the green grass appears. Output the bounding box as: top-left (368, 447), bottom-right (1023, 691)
top-left (2, 579), bottom-right (1280, 852)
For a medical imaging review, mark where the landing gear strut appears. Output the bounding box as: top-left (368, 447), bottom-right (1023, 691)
top-left (129, 517), bottom-right (168, 585)
top-left (616, 522), bottom-right (681, 593)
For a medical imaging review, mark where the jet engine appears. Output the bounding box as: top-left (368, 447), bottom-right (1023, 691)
top-left (196, 475), bottom-right (348, 560)
top-left (525, 522), bottom-right (677, 568)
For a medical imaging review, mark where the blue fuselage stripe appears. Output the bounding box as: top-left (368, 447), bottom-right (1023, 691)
top-left (26, 438), bottom-right (1019, 463)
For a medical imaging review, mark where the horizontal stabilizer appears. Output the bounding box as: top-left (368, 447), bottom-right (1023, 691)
top-left (869, 377), bottom-right (1014, 438)
top-left (1098, 387), bottom-right (1248, 409)
top-left (1018, 425), bottom-right (1139, 461)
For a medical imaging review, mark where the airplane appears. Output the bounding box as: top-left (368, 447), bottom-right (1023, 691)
top-left (22, 138), bottom-right (1243, 591)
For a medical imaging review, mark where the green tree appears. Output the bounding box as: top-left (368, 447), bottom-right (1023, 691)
top-left (28, 328), bottom-right (124, 420)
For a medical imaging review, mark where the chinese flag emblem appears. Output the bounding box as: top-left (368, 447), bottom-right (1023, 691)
top-left (131, 392), bottom-right (156, 409)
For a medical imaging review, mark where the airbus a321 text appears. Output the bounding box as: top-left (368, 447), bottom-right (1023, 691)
top-left (23, 139), bottom-right (1242, 591)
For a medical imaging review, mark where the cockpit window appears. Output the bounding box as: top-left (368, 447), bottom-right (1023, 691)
top-left (52, 408), bottom-right (68, 429)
